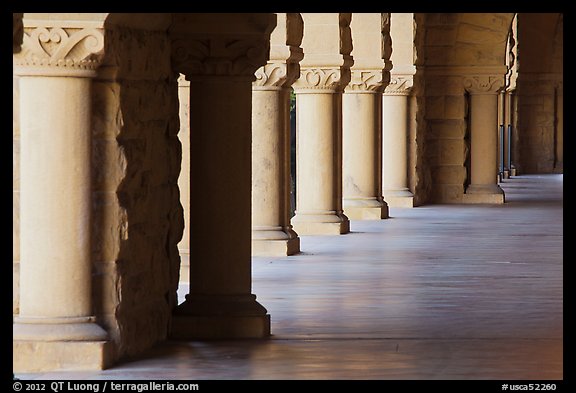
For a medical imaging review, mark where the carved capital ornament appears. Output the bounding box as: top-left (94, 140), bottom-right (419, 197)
top-left (345, 70), bottom-right (387, 93)
top-left (13, 24), bottom-right (105, 77)
top-left (463, 75), bottom-right (505, 94)
top-left (172, 37), bottom-right (270, 81)
top-left (383, 75), bottom-right (414, 96)
top-left (293, 67), bottom-right (351, 93)
top-left (253, 62), bottom-right (300, 90)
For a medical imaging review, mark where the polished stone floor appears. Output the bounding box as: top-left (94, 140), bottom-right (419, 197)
top-left (15, 174), bottom-right (563, 381)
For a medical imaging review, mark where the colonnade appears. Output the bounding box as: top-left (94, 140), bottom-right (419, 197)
top-left (13, 12), bottom-right (519, 372)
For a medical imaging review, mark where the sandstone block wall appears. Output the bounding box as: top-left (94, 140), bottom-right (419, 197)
top-left (92, 24), bottom-right (183, 358)
top-left (409, 13), bottom-right (431, 206)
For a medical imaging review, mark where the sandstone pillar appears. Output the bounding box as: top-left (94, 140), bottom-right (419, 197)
top-left (13, 19), bottom-right (110, 371)
top-left (503, 90), bottom-right (513, 178)
top-left (382, 13), bottom-right (416, 208)
top-left (463, 75), bottom-right (505, 204)
top-left (342, 13), bottom-right (390, 220)
top-left (169, 14), bottom-right (276, 338)
top-left (177, 75), bottom-right (190, 282)
top-left (382, 76), bottom-right (415, 207)
top-left (251, 14), bottom-right (303, 256)
top-left (291, 13), bottom-right (352, 235)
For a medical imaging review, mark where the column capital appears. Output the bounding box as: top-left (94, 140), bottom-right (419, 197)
top-left (383, 74), bottom-right (414, 96)
top-left (293, 66), bottom-right (351, 93)
top-left (345, 69), bottom-right (388, 93)
top-left (253, 61), bottom-right (301, 90)
top-left (13, 22), bottom-right (105, 78)
top-left (253, 13), bottom-right (303, 90)
top-left (463, 75), bottom-right (505, 95)
top-left (172, 36), bottom-right (271, 81)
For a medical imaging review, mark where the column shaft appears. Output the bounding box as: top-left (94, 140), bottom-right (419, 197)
top-left (252, 87), bottom-right (299, 255)
top-left (177, 77), bottom-right (190, 282)
top-left (171, 78), bottom-right (269, 339)
top-left (292, 92), bottom-right (349, 235)
top-left (14, 75), bottom-right (109, 371)
top-left (342, 92), bottom-right (387, 219)
top-left (19, 77), bottom-right (94, 318)
top-left (382, 93), bottom-right (414, 207)
top-left (503, 91), bottom-right (512, 178)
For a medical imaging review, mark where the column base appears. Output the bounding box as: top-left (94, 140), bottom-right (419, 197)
top-left (383, 189), bottom-right (414, 208)
top-left (291, 212), bottom-right (350, 235)
top-left (510, 168), bottom-right (517, 176)
top-left (13, 316), bottom-right (112, 372)
top-left (170, 294), bottom-right (271, 339)
top-left (343, 199), bottom-right (388, 220)
top-left (463, 184), bottom-right (505, 204)
top-left (503, 170), bottom-right (510, 179)
top-left (171, 315), bottom-right (271, 339)
top-left (252, 237), bottom-right (300, 256)
top-left (13, 340), bottom-right (113, 372)
top-left (251, 227), bottom-right (300, 256)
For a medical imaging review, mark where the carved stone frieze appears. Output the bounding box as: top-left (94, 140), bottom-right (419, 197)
top-left (172, 37), bottom-right (270, 79)
top-left (463, 75), bottom-right (505, 94)
top-left (293, 67), bottom-right (351, 93)
top-left (13, 25), bottom-right (104, 77)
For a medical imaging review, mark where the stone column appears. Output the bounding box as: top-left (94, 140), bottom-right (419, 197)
top-left (503, 90), bottom-right (513, 178)
top-left (13, 20), bottom-right (109, 371)
top-left (382, 76), bottom-right (415, 207)
top-left (463, 75), bottom-right (505, 204)
top-left (251, 13), bottom-right (303, 256)
top-left (169, 13), bottom-right (276, 339)
top-left (177, 75), bottom-right (190, 282)
top-left (342, 13), bottom-right (389, 220)
top-left (291, 13), bottom-right (352, 235)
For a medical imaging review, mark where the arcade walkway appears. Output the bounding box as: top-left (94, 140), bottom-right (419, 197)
top-left (15, 174), bottom-right (563, 380)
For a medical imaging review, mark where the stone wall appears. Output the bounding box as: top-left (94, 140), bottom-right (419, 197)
top-left (91, 23), bottom-right (183, 358)
top-left (425, 75), bottom-right (468, 203)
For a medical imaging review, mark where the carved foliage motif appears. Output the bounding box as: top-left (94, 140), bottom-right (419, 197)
top-left (14, 26), bottom-right (104, 73)
top-left (463, 75), bottom-right (504, 94)
top-left (172, 37), bottom-right (270, 78)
